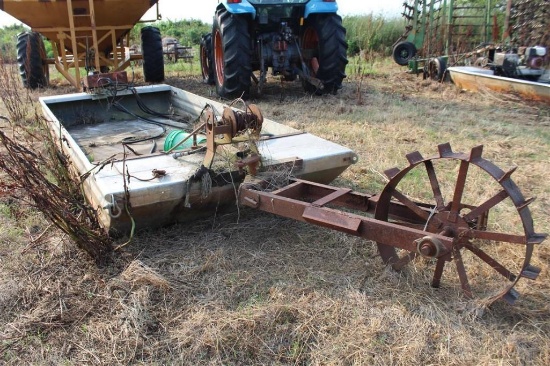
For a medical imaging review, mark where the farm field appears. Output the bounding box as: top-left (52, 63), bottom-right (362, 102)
top-left (1, 59), bottom-right (550, 365)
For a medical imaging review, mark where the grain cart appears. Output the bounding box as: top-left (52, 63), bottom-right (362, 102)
top-left (0, 0), bottom-right (165, 90)
top-left (200, 0), bottom-right (348, 98)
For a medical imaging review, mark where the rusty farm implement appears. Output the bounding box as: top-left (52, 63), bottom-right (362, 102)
top-left (239, 142), bottom-right (546, 305)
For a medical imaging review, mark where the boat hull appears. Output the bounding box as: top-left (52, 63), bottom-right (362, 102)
top-left (448, 66), bottom-right (550, 104)
top-left (39, 85), bottom-right (358, 234)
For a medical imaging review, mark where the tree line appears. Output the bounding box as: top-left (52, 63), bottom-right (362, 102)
top-left (0, 15), bottom-right (406, 63)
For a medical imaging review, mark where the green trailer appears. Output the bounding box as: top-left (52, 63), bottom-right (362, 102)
top-left (393, 0), bottom-right (549, 80)
top-left (392, 0), bottom-right (499, 79)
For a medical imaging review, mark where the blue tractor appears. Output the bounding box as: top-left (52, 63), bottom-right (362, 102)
top-left (200, 0), bottom-right (348, 98)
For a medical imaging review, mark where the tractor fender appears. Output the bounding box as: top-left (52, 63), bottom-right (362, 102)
top-left (305, 0), bottom-right (339, 18)
top-left (219, 1), bottom-right (257, 18)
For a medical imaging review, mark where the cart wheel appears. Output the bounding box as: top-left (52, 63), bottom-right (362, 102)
top-left (392, 41), bottom-right (417, 66)
top-left (374, 143), bottom-right (545, 304)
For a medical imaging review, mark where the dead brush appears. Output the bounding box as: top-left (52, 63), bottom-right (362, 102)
top-left (0, 60), bottom-right (112, 262)
top-left (0, 58), bottom-right (34, 125)
top-left (0, 129), bottom-right (112, 262)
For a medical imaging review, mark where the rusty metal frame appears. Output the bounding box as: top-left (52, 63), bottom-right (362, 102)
top-left (239, 178), bottom-right (454, 257)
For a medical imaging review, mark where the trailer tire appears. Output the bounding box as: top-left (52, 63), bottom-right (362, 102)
top-left (16, 32), bottom-right (48, 89)
top-left (426, 57), bottom-right (447, 81)
top-left (200, 33), bottom-right (215, 85)
top-left (213, 8), bottom-right (252, 98)
top-left (141, 26), bottom-right (165, 83)
top-left (301, 14), bottom-right (348, 94)
top-left (474, 57), bottom-right (488, 67)
top-left (393, 41), bottom-right (416, 66)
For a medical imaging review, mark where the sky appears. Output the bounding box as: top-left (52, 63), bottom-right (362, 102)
top-left (0, 0), bottom-right (403, 27)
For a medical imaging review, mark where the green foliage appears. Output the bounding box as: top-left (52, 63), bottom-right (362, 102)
top-left (0, 2), bottom-right (508, 62)
top-left (0, 24), bottom-right (28, 62)
top-left (1, 15), bottom-right (404, 62)
top-left (44, 42), bottom-right (54, 59)
top-left (131, 19), bottom-right (211, 46)
top-left (343, 14), bottom-right (406, 56)
top-left (0, 19), bottom-right (210, 62)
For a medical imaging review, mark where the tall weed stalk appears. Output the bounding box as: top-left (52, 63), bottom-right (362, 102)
top-left (0, 57), bottom-right (34, 125)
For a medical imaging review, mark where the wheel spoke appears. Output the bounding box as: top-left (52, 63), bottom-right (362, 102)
top-left (377, 243), bottom-right (398, 264)
top-left (454, 246), bottom-right (473, 298)
top-left (431, 257), bottom-right (446, 288)
top-left (465, 229), bottom-right (527, 245)
top-left (450, 160), bottom-right (469, 216)
top-left (424, 160), bottom-right (445, 210)
top-left (463, 190), bottom-right (509, 224)
top-left (391, 189), bottom-right (433, 222)
top-left (463, 242), bottom-right (516, 281)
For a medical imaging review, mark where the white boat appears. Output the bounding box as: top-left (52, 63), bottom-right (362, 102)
top-left (447, 66), bottom-right (550, 104)
top-left (39, 84), bottom-right (357, 234)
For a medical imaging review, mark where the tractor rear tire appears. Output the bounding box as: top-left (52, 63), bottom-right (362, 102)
top-left (213, 8), bottom-right (252, 99)
top-left (16, 32), bottom-right (48, 89)
top-left (141, 26), bottom-right (165, 83)
top-left (200, 33), bottom-right (215, 85)
top-left (392, 41), bottom-right (417, 66)
top-left (301, 14), bottom-right (348, 95)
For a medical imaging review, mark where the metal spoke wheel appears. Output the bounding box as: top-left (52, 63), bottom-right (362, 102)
top-left (374, 143), bottom-right (545, 304)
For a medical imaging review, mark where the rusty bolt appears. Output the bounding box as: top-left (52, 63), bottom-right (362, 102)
top-left (415, 236), bottom-right (445, 258)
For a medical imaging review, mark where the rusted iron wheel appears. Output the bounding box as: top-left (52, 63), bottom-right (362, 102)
top-left (374, 143), bottom-right (545, 304)
top-left (474, 57), bottom-right (489, 68)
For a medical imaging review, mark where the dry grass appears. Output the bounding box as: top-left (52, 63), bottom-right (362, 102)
top-left (1, 59), bottom-right (549, 365)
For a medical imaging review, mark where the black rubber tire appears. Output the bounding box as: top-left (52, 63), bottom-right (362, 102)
top-left (16, 32), bottom-right (48, 89)
top-left (200, 33), bottom-right (215, 85)
top-left (212, 7), bottom-right (252, 99)
top-left (426, 57), bottom-right (447, 81)
top-left (141, 26), bottom-right (165, 83)
top-left (393, 41), bottom-right (417, 66)
top-left (301, 14), bottom-right (348, 94)
top-left (474, 57), bottom-right (488, 68)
